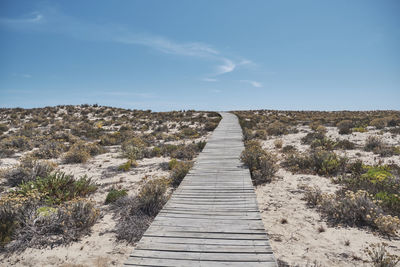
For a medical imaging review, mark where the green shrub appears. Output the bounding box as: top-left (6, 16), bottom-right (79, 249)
top-left (283, 150), bottom-right (347, 176)
top-left (170, 161), bottom-right (192, 187)
top-left (118, 160), bottom-right (136, 171)
top-left (312, 150), bottom-right (347, 176)
top-left (353, 127), bottom-right (367, 133)
top-left (15, 172), bottom-right (97, 205)
top-left (241, 140), bottom-right (278, 184)
top-left (168, 158), bottom-right (178, 170)
top-left (105, 189), bottom-right (128, 204)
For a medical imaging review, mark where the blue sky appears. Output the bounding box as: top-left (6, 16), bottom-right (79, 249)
top-left (0, 0), bottom-right (399, 111)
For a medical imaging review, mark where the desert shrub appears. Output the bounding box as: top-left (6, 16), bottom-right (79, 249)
top-left (335, 139), bottom-right (355, 150)
top-left (274, 139), bottom-right (283, 149)
top-left (282, 152), bottom-right (314, 173)
top-left (311, 150), bottom-right (347, 176)
top-left (170, 144), bottom-right (197, 160)
top-left (63, 146), bottom-right (90, 164)
top-left (266, 121), bottom-right (287, 136)
top-left (241, 140), bottom-right (278, 184)
top-left (170, 161), bottom-right (192, 187)
top-left (0, 123), bottom-right (8, 133)
top-left (370, 118), bottom-right (387, 129)
top-left (2, 157), bottom-right (55, 186)
top-left (365, 243), bottom-right (400, 267)
top-left (62, 141), bottom-right (103, 164)
top-left (0, 194), bottom-right (98, 251)
top-left (15, 172), bottom-right (97, 205)
top-left (337, 120), bottom-right (353, 134)
top-left (364, 136), bottom-right (384, 152)
top-left (168, 158), bottom-right (178, 170)
top-left (353, 127), bottom-right (368, 133)
top-left (253, 129), bottom-right (267, 139)
top-left (204, 121), bottom-right (218, 131)
top-left (151, 146), bottom-right (162, 157)
top-left (111, 197), bottom-right (152, 243)
top-left (99, 132), bottom-right (123, 146)
top-left (196, 140), bottom-right (207, 151)
top-left (34, 141), bottom-right (66, 159)
top-left (0, 135), bottom-right (32, 152)
top-left (346, 160), bottom-right (365, 176)
top-left (310, 137), bottom-right (337, 150)
top-left (282, 145), bottom-right (297, 153)
top-left (118, 160), bottom-right (136, 171)
top-left (283, 150), bottom-right (346, 176)
top-left (305, 187), bottom-right (400, 235)
top-left (121, 137), bottom-right (145, 161)
top-left (301, 132), bottom-right (325, 145)
top-left (9, 199), bottom-right (99, 251)
top-left (301, 185), bottom-right (323, 207)
top-left (138, 179), bottom-right (168, 216)
top-left (105, 189), bottom-right (128, 204)
top-left (179, 127), bottom-right (199, 138)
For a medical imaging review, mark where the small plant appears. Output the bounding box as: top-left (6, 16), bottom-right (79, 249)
top-left (266, 121), bottom-right (287, 136)
top-left (170, 161), bottom-right (192, 187)
top-left (280, 218), bottom-right (288, 224)
top-left (337, 120), bottom-right (353, 134)
top-left (241, 140), bottom-right (278, 184)
top-left (364, 136), bottom-right (384, 152)
top-left (118, 160), bottom-right (137, 171)
top-left (105, 188), bottom-right (128, 204)
top-left (121, 137), bottom-right (145, 161)
top-left (138, 178), bottom-right (168, 216)
top-left (365, 243), bottom-right (400, 267)
top-left (317, 225), bottom-right (325, 233)
top-left (274, 139), bottom-right (283, 149)
top-left (370, 118), bottom-right (387, 129)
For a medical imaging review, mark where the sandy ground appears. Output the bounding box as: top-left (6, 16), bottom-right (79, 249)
top-left (256, 168), bottom-right (400, 267)
top-left (256, 125), bottom-right (400, 266)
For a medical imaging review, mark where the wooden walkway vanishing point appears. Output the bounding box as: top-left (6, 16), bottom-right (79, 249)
top-left (124, 112), bottom-right (277, 266)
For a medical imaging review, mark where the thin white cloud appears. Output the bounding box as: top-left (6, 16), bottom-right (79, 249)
top-left (202, 78), bottom-right (218, 82)
top-left (116, 34), bottom-right (218, 57)
top-left (240, 80), bottom-right (263, 88)
top-left (216, 58), bottom-right (236, 75)
top-left (0, 13), bottom-right (43, 25)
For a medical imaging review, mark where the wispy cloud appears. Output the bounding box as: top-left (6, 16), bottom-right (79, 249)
top-left (0, 13), bottom-right (43, 25)
top-left (240, 80), bottom-right (263, 88)
top-left (202, 78), bottom-right (218, 82)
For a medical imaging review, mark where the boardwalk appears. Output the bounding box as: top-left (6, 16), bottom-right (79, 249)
top-left (124, 112), bottom-right (277, 266)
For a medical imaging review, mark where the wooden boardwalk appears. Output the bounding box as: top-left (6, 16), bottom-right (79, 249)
top-left (124, 112), bottom-right (277, 266)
